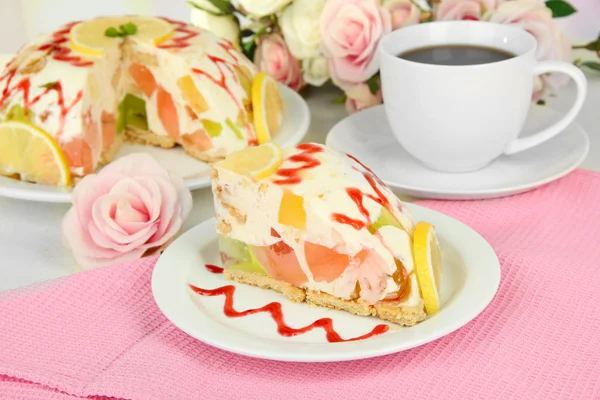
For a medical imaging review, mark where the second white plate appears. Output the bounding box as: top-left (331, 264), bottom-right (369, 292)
top-left (152, 203), bottom-right (500, 362)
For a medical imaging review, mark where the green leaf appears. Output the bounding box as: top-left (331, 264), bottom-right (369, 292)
top-left (121, 22), bottom-right (137, 35)
top-left (204, 0), bottom-right (233, 14)
top-left (188, 1), bottom-right (227, 16)
top-left (242, 40), bottom-right (257, 61)
top-left (332, 94), bottom-right (347, 104)
top-left (105, 27), bottom-right (120, 37)
top-left (581, 61), bottom-right (600, 72)
top-left (545, 0), bottom-right (577, 18)
top-left (537, 99), bottom-right (546, 106)
top-left (366, 76), bottom-right (379, 95)
top-left (40, 81), bottom-right (59, 90)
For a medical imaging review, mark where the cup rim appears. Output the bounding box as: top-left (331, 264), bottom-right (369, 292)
top-left (378, 20), bottom-right (538, 69)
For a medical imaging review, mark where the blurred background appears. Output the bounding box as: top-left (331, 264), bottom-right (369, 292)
top-left (0, 0), bottom-right (598, 54)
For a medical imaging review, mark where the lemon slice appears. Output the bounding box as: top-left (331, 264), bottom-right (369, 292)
top-left (0, 121), bottom-right (71, 186)
top-left (217, 142), bottom-right (283, 180)
top-left (70, 16), bottom-right (174, 56)
top-left (413, 221), bottom-right (442, 315)
top-left (251, 72), bottom-right (284, 144)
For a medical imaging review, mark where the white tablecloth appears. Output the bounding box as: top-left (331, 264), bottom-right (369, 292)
top-left (1, 72), bottom-right (599, 292)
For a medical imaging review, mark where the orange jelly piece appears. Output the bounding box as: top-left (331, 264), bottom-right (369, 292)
top-left (278, 190), bottom-right (306, 230)
top-left (129, 63), bottom-right (157, 98)
top-left (252, 240), bottom-right (308, 286)
top-left (157, 86), bottom-right (180, 140)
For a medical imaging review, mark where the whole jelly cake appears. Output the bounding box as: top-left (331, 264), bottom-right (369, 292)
top-left (0, 16), bottom-right (283, 186)
top-left (210, 142), bottom-right (442, 326)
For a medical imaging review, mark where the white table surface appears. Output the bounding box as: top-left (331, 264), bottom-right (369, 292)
top-left (1, 70), bottom-right (599, 292)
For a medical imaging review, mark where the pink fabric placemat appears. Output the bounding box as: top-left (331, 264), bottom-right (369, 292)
top-left (1, 169), bottom-right (600, 400)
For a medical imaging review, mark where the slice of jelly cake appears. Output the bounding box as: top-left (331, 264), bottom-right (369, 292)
top-left (210, 143), bottom-right (443, 326)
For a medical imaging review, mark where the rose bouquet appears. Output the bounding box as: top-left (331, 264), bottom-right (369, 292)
top-left (189, 0), bottom-right (599, 113)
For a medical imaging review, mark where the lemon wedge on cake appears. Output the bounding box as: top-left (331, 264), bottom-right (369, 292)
top-left (217, 142), bottom-right (282, 180)
top-left (70, 16), bottom-right (174, 56)
top-left (413, 221), bottom-right (443, 315)
top-left (251, 72), bottom-right (284, 144)
top-left (0, 121), bottom-right (71, 186)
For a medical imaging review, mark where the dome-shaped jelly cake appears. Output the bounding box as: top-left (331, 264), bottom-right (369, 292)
top-left (0, 16), bottom-right (282, 185)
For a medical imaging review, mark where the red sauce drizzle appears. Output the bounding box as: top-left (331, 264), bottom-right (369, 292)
top-left (37, 22), bottom-right (94, 68)
top-left (191, 55), bottom-right (256, 145)
top-left (157, 18), bottom-right (199, 49)
top-left (0, 71), bottom-right (82, 139)
top-left (274, 143), bottom-right (324, 185)
top-left (190, 264), bottom-right (389, 343)
top-left (330, 154), bottom-right (397, 230)
top-left (331, 213), bottom-right (366, 230)
top-left (205, 264), bottom-right (224, 274)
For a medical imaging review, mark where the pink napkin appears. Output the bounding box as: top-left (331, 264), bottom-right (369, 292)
top-left (1, 169), bottom-right (600, 400)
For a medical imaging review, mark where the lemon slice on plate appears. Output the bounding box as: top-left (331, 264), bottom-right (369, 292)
top-left (70, 16), bottom-right (174, 56)
top-left (218, 142), bottom-right (283, 180)
top-left (0, 121), bottom-right (71, 186)
top-left (252, 72), bottom-right (285, 144)
top-left (413, 221), bottom-right (443, 315)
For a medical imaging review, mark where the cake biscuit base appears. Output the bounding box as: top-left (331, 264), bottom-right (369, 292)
top-left (223, 269), bottom-right (427, 327)
top-left (125, 126), bottom-right (176, 148)
top-left (125, 126), bottom-right (226, 164)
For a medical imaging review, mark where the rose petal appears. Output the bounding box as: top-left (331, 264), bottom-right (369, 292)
top-left (62, 207), bottom-right (122, 259)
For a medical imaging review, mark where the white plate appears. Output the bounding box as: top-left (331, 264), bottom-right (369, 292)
top-left (152, 203), bottom-right (500, 362)
top-left (326, 105), bottom-right (589, 200)
top-left (0, 54), bottom-right (309, 203)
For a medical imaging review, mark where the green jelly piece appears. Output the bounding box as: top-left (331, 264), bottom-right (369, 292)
top-left (367, 207), bottom-right (403, 235)
top-left (225, 118), bottom-right (244, 140)
top-left (201, 119), bottom-right (222, 138)
top-left (218, 234), bottom-right (265, 275)
top-left (5, 104), bottom-right (33, 123)
top-left (117, 93), bottom-right (148, 133)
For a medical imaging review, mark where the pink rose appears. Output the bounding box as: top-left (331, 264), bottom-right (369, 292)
top-left (254, 33), bottom-right (304, 91)
top-left (345, 81), bottom-right (383, 114)
top-left (382, 0), bottom-right (421, 29)
top-left (434, 0), bottom-right (499, 21)
top-left (320, 0), bottom-right (392, 88)
top-left (486, 0), bottom-right (573, 94)
top-left (62, 153), bottom-right (192, 269)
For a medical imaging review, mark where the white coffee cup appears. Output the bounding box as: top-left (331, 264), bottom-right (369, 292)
top-left (378, 21), bottom-right (587, 173)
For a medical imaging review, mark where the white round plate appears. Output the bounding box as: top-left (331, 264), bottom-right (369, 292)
top-left (326, 105), bottom-right (589, 200)
top-left (0, 50), bottom-right (309, 203)
top-left (152, 203), bottom-right (500, 362)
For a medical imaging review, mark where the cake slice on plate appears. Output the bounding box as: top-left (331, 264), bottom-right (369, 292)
top-left (210, 142), bottom-right (442, 326)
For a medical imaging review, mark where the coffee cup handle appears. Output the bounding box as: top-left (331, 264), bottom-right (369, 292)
top-left (504, 61), bottom-right (587, 155)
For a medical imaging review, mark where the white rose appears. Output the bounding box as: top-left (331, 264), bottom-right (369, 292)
top-left (237, 0), bottom-right (293, 18)
top-left (280, 0), bottom-right (328, 59)
top-left (302, 56), bottom-right (330, 86)
top-left (189, 0), bottom-right (221, 14)
top-left (190, 8), bottom-right (241, 49)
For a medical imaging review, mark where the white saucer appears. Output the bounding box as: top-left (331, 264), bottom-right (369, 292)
top-left (0, 84), bottom-right (309, 203)
top-left (326, 105), bottom-right (589, 200)
top-left (152, 203), bottom-right (500, 362)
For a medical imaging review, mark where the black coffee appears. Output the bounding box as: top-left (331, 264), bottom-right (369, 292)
top-left (398, 45), bottom-right (515, 66)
